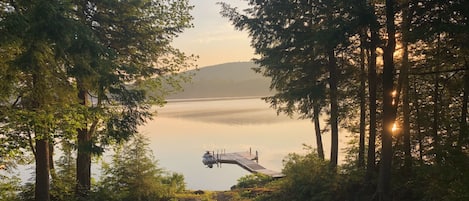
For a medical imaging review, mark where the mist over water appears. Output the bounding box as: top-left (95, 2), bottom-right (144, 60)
top-left (141, 98), bottom-right (350, 190)
top-left (9, 98), bottom-right (351, 191)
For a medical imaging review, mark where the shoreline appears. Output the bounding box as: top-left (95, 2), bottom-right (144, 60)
top-left (166, 96), bottom-right (268, 103)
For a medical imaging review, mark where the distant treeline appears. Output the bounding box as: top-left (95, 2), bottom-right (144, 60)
top-left (168, 62), bottom-right (274, 99)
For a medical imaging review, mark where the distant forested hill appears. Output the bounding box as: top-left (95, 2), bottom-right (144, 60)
top-left (167, 62), bottom-right (273, 99)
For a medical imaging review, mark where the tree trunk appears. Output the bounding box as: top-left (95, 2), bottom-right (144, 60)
top-left (35, 139), bottom-right (50, 201)
top-left (76, 88), bottom-right (91, 196)
top-left (413, 81), bottom-right (424, 163)
top-left (49, 142), bottom-right (56, 180)
top-left (402, 44), bottom-right (411, 172)
top-left (459, 59), bottom-right (468, 148)
top-left (401, 1), bottom-right (412, 171)
top-left (328, 48), bottom-right (339, 168)
top-left (313, 100), bottom-right (325, 160)
top-left (32, 64), bottom-right (50, 201)
top-left (432, 34), bottom-right (442, 164)
top-left (377, 0), bottom-right (396, 200)
top-left (366, 25), bottom-right (378, 180)
top-left (49, 143), bottom-right (54, 171)
top-left (358, 30), bottom-right (367, 167)
top-left (432, 65), bottom-right (440, 164)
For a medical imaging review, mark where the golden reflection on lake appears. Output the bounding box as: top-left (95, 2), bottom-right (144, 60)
top-left (140, 98), bottom-right (349, 190)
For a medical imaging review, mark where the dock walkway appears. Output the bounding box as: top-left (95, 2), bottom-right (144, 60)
top-left (218, 152), bottom-right (284, 178)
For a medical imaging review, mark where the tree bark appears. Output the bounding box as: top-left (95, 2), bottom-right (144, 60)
top-left (32, 62), bottom-right (50, 201)
top-left (366, 25), bottom-right (378, 180)
top-left (377, 0), bottom-right (396, 200)
top-left (313, 100), bottom-right (325, 160)
top-left (49, 143), bottom-right (55, 171)
top-left (35, 139), bottom-right (50, 201)
top-left (432, 62), bottom-right (440, 164)
top-left (358, 30), bottom-right (367, 167)
top-left (458, 59), bottom-right (468, 148)
top-left (49, 142), bottom-right (56, 180)
top-left (328, 48), bottom-right (339, 168)
top-left (401, 0), bottom-right (412, 172)
top-left (402, 43), bottom-right (412, 172)
top-left (412, 82), bottom-right (424, 163)
top-left (76, 87), bottom-right (91, 196)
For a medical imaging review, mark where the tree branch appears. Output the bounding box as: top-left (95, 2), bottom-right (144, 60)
top-left (27, 129), bottom-right (37, 158)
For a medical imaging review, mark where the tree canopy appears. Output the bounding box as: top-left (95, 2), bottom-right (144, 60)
top-left (220, 0), bottom-right (469, 200)
top-left (0, 0), bottom-right (195, 200)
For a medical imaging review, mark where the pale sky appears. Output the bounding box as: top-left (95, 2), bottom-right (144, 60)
top-left (172, 0), bottom-right (256, 67)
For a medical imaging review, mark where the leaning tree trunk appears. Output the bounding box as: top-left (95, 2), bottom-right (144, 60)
top-left (313, 100), bottom-right (325, 160)
top-left (377, 0), bottom-right (396, 200)
top-left (328, 48), bottom-right (339, 168)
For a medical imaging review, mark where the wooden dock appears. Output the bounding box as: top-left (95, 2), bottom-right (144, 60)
top-left (217, 151), bottom-right (285, 178)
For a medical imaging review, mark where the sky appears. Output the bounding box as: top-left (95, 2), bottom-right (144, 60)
top-left (171, 0), bottom-right (256, 68)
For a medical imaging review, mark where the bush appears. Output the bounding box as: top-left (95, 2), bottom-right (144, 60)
top-left (234, 173), bottom-right (274, 189)
top-left (0, 174), bottom-right (21, 201)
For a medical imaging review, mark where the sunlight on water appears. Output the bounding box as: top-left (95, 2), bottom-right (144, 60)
top-left (10, 98), bottom-right (351, 191)
top-left (140, 98), bottom-right (350, 190)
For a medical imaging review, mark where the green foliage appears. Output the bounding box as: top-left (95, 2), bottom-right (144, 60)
top-left (277, 152), bottom-right (342, 201)
top-left (50, 143), bottom-right (77, 201)
top-left (234, 174), bottom-right (274, 189)
top-left (229, 149), bottom-right (370, 201)
top-left (1, 0), bottom-right (195, 199)
top-left (91, 133), bottom-right (186, 201)
top-left (390, 152), bottom-right (469, 201)
top-left (219, 0), bottom-right (349, 118)
top-left (0, 174), bottom-right (21, 201)
top-left (17, 182), bottom-right (34, 201)
top-left (173, 191), bottom-right (218, 201)
top-left (162, 172), bottom-right (186, 195)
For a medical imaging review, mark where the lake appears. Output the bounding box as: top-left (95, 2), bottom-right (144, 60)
top-left (140, 97), bottom-right (351, 190)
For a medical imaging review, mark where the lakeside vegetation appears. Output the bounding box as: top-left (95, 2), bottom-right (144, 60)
top-left (217, 0), bottom-right (469, 200)
top-left (1, 0), bottom-right (468, 201)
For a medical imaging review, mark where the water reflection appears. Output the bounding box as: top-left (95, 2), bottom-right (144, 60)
top-left (158, 98), bottom-right (295, 125)
top-left (141, 98), bottom-right (348, 190)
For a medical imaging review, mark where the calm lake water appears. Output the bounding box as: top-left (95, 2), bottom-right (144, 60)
top-left (141, 98), bottom-right (350, 190)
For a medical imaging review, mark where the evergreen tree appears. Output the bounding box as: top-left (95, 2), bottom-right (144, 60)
top-left (68, 0), bottom-right (194, 196)
top-left (0, 1), bottom-right (82, 200)
top-left (0, 1), bottom-right (194, 200)
top-left (219, 0), bottom-right (360, 167)
top-left (50, 142), bottom-right (77, 201)
top-left (94, 133), bottom-right (184, 201)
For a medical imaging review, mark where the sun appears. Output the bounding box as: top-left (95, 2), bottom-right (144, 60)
top-left (391, 122), bottom-right (399, 134)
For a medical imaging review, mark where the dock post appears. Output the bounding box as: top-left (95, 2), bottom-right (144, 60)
top-left (256, 150), bottom-right (259, 163)
top-left (216, 150), bottom-right (219, 168)
top-left (250, 147), bottom-right (252, 155)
